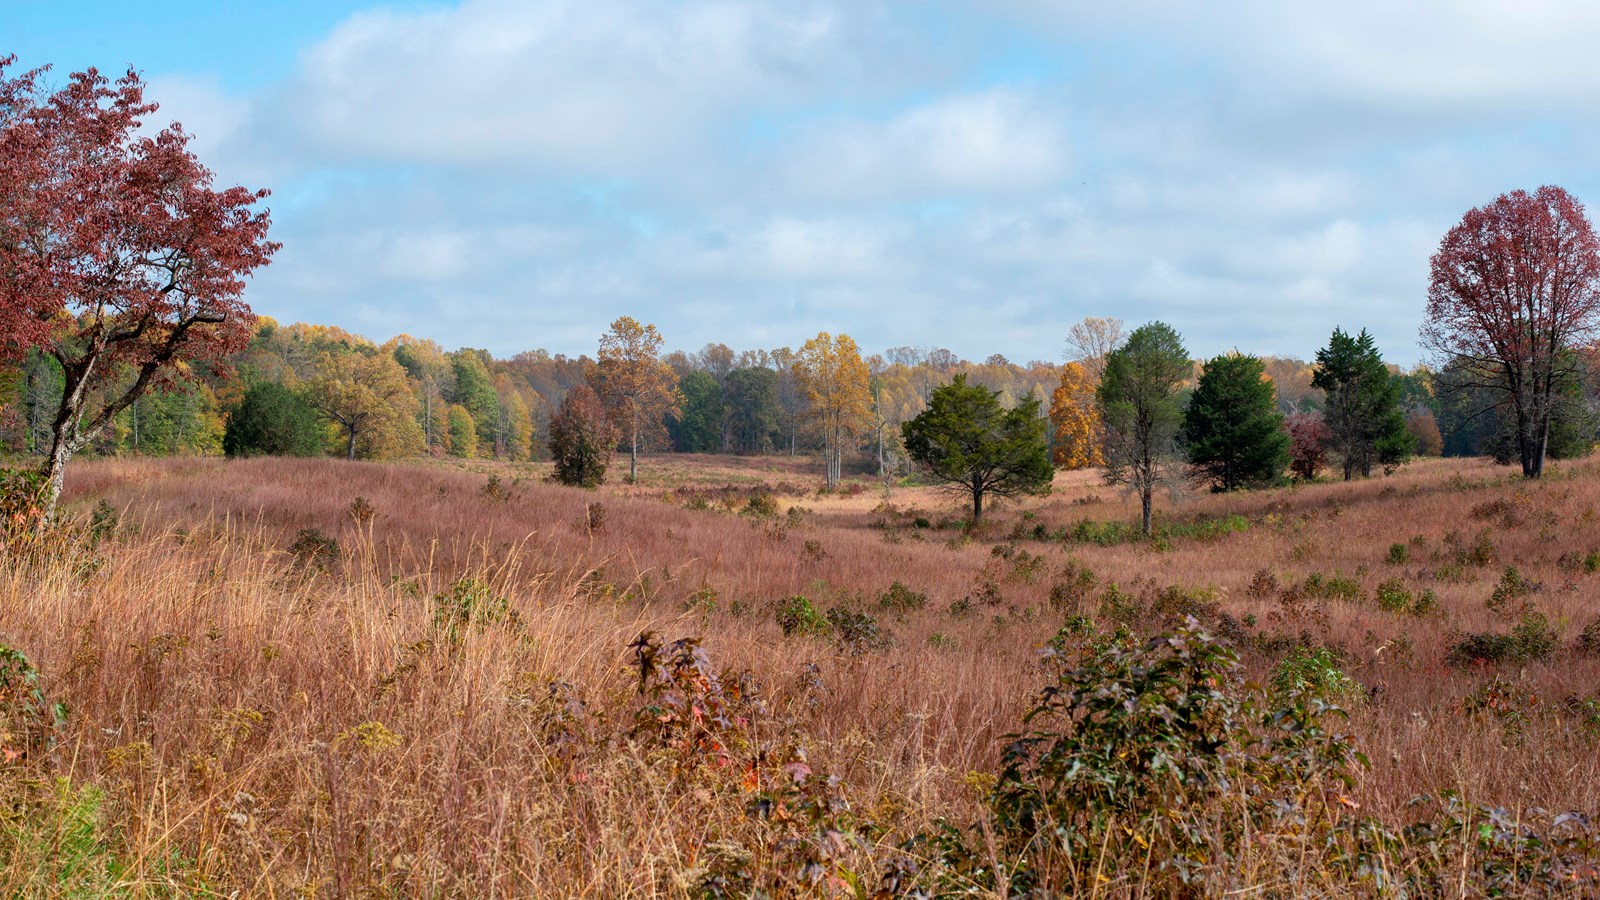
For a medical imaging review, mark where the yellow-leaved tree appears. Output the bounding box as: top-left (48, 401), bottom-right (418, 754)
top-left (590, 317), bottom-right (680, 482)
top-left (796, 332), bottom-right (872, 487)
top-left (305, 352), bottom-right (423, 460)
top-left (1049, 361), bottom-right (1103, 469)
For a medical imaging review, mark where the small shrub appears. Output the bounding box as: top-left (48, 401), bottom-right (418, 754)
top-left (685, 585), bottom-right (718, 619)
top-left (1245, 568), bottom-right (1278, 601)
top-left (1462, 677), bottom-right (1536, 744)
top-left (583, 501), bottom-right (606, 533)
top-left (1486, 566), bottom-right (1533, 617)
top-left (825, 607), bottom-right (893, 653)
top-left (287, 528), bottom-right (339, 572)
top-left (877, 581), bottom-right (928, 613)
top-left (1047, 563), bottom-right (1098, 614)
top-left (952, 617), bottom-right (1367, 894)
top-left (88, 499), bottom-right (119, 544)
top-left (801, 539), bottom-right (827, 562)
top-left (482, 474), bottom-right (511, 502)
top-left (347, 496), bottom-right (376, 524)
top-left (432, 577), bottom-right (510, 641)
top-left (1577, 618), bottom-right (1600, 656)
top-left (1447, 612), bottom-right (1560, 667)
top-left (1586, 552), bottom-right (1600, 574)
top-left (775, 596), bottom-right (829, 637)
top-left (0, 468), bottom-right (47, 547)
top-left (743, 492), bottom-right (778, 517)
top-left (1097, 582), bottom-right (1141, 627)
top-left (1303, 571), bottom-right (1363, 603)
top-left (1270, 646), bottom-right (1361, 706)
top-left (1375, 578), bottom-right (1413, 613)
top-left (1387, 542), bottom-right (1408, 565)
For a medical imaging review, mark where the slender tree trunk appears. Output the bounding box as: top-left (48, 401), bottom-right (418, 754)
top-left (1140, 486), bottom-right (1153, 536)
top-left (347, 429), bottom-right (357, 461)
top-left (630, 430), bottom-right (638, 482)
top-left (972, 488), bottom-right (983, 524)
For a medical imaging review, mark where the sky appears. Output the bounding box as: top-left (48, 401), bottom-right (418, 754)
top-left (7, 0), bottom-right (1600, 366)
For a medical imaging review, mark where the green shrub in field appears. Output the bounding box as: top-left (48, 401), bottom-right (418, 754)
top-left (1375, 578), bottom-right (1412, 612)
top-left (824, 607), bottom-right (892, 653)
top-left (742, 492), bottom-right (778, 517)
top-left (1271, 646), bottom-right (1362, 707)
top-left (1387, 542), bottom-right (1409, 565)
top-left (1578, 618), bottom-right (1600, 657)
top-left (1447, 612), bottom-right (1560, 667)
top-left (1302, 571), bottom-right (1363, 603)
top-left (1487, 566), bottom-right (1533, 617)
top-left (876, 581), bottom-right (927, 613)
top-left (928, 617), bottom-right (1367, 894)
top-left (432, 577), bottom-right (510, 641)
top-left (287, 528), bottom-right (339, 572)
top-left (775, 595), bottom-right (829, 637)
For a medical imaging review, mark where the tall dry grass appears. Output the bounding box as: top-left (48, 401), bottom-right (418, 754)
top-left (0, 453), bottom-right (1596, 895)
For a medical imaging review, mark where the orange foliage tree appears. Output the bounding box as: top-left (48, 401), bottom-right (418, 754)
top-left (1049, 362), bottom-right (1103, 469)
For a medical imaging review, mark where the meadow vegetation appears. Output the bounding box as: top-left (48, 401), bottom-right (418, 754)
top-left (3, 452), bottom-right (1600, 896)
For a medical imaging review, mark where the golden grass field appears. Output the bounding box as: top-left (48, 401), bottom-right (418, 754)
top-left (4, 452), bottom-right (1600, 896)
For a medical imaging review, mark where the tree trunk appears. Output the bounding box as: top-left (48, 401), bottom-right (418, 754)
top-left (1140, 486), bottom-right (1153, 536)
top-left (630, 431), bottom-right (638, 482)
top-left (39, 437), bottom-right (72, 522)
top-left (972, 488), bottom-right (983, 524)
top-left (347, 429), bottom-right (358, 461)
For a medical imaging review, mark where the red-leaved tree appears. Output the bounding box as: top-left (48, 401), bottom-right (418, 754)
top-left (0, 58), bottom-right (279, 514)
top-left (1423, 186), bottom-right (1600, 479)
top-left (1285, 412), bottom-right (1330, 481)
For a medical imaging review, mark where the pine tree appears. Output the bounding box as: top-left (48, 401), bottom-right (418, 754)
top-left (1184, 353), bottom-right (1289, 491)
top-left (1312, 328), bottom-right (1410, 479)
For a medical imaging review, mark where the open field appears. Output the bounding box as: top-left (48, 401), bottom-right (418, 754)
top-left (4, 453), bottom-right (1600, 896)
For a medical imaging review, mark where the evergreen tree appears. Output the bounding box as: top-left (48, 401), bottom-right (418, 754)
top-left (1311, 328), bottom-right (1410, 479)
top-left (550, 385), bottom-right (616, 488)
top-left (1098, 322), bottom-right (1190, 535)
top-left (449, 350), bottom-right (500, 455)
top-left (1184, 353), bottom-right (1289, 491)
top-left (223, 382), bottom-right (323, 458)
top-left (902, 374), bottom-right (1052, 523)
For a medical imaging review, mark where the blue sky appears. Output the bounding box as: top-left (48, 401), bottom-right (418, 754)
top-left (9, 0), bottom-right (1600, 365)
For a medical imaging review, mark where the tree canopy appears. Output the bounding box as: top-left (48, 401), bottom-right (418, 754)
top-left (1312, 328), bottom-right (1409, 480)
top-left (902, 374), bottom-right (1053, 523)
top-left (1184, 353), bottom-right (1289, 491)
top-left (550, 384), bottom-right (615, 488)
top-left (591, 317), bottom-right (679, 482)
top-left (1099, 322), bottom-right (1191, 535)
top-left (1424, 185), bottom-right (1600, 478)
top-left (796, 332), bottom-right (872, 487)
top-left (223, 382), bottom-right (322, 458)
top-left (0, 59), bottom-right (278, 513)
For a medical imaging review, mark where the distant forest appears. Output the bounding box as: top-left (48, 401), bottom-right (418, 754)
top-left (0, 314), bottom-right (1585, 470)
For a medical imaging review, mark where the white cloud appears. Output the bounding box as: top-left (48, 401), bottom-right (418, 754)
top-left (775, 90), bottom-right (1071, 200)
top-left (115, 0), bottom-right (1600, 368)
top-left (256, 0), bottom-right (859, 171)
